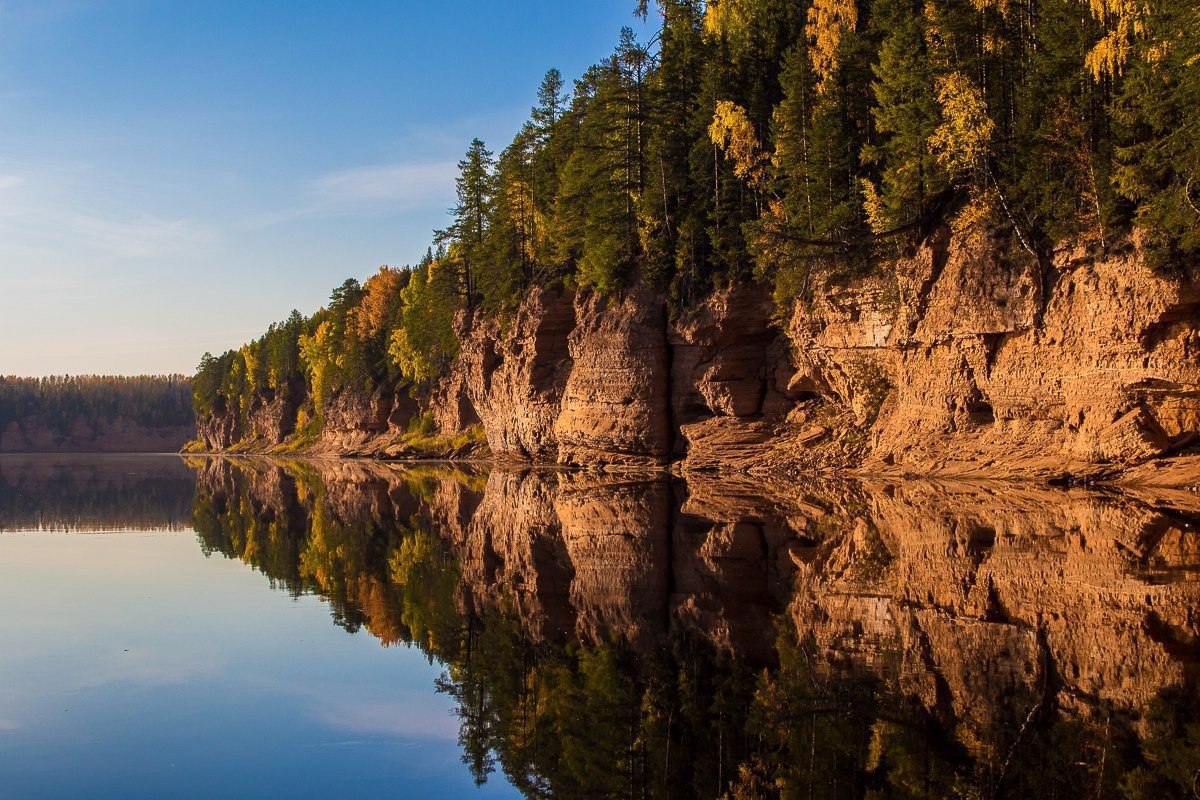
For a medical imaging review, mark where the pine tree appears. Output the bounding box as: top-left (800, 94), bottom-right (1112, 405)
top-left (485, 125), bottom-right (542, 303)
top-left (1110, 0), bottom-right (1200, 259)
top-left (551, 32), bottom-right (652, 294)
top-left (640, 0), bottom-right (709, 290)
top-left (862, 0), bottom-right (945, 234)
top-left (532, 68), bottom-right (566, 133)
top-left (438, 139), bottom-right (495, 307)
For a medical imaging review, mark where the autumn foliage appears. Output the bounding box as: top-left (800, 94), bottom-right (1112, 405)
top-left (195, 0), bottom-right (1199, 430)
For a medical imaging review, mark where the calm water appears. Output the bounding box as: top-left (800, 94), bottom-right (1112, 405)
top-left (2, 455), bottom-right (1199, 799)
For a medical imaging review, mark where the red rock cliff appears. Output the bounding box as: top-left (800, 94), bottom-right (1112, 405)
top-left (196, 230), bottom-right (1200, 485)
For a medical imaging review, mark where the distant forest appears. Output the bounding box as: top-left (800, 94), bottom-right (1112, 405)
top-left (0, 375), bottom-right (194, 437)
top-left (194, 0), bottom-right (1199, 425)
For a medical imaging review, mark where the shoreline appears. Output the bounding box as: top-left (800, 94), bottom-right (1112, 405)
top-left (178, 448), bottom-right (1200, 496)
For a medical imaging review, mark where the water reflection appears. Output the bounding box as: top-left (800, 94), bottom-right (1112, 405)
top-left (0, 454), bottom-right (194, 531)
top-left (187, 458), bottom-right (1200, 799)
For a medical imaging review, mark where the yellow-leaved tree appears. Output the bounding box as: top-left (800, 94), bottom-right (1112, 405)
top-left (703, 0), bottom-right (748, 41)
top-left (298, 320), bottom-right (338, 412)
top-left (930, 70), bottom-right (1038, 255)
top-left (806, 0), bottom-right (859, 95)
top-left (387, 257), bottom-right (459, 388)
top-left (929, 71), bottom-right (995, 181)
top-left (1082, 0), bottom-right (1148, 79)
top-left (709, 100), bottom-right (770, 190)
top-left (930, 71), bottom-right (1001, 232)
top-left (351, 268), bottom-right (404, 345)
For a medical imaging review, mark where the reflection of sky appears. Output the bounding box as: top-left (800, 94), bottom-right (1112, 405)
top-left (0, 531), bottom-right (519, 799)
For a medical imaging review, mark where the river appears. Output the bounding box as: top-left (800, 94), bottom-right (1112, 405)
top-left (1, 454), bottom-right (1197, 799)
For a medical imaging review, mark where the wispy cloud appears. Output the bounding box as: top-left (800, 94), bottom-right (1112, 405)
top-left (65, 211), bottom-right (215, 258)
top-left (0, 205), bottom-right (216, 262)
top-left (246, 159), bottom-right (458, 229)
top-left (0, 157), bottom-right (217, 261)
top-left (311, 161), bottom-right (458, 206)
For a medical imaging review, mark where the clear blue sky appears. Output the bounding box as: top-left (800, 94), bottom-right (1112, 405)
top-left (0, 0), bottom-right (652, 376)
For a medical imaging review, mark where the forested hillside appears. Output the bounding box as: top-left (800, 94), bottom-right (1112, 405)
top-left (193, 0), bottom-right (1200, 477)
top-left (0, 375), bottom-right (194, 452)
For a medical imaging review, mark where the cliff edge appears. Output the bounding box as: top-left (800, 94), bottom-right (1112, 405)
top-left (193, 229), bottom-right (1200, 487)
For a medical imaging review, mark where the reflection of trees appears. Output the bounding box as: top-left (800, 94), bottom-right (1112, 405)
top-left (1122, 689), bottom-right (1200, 799)
top-left (188, 459), bottom-right (1200, 800)
top-left (0, 456), bottom-right (194, 531)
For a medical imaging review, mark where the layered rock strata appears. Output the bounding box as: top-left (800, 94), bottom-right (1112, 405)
top-left (194, 230), bottom-right (1200, 486)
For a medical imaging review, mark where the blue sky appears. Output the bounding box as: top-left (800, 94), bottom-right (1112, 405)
top-left (0, 0), bottom-right (652, 376)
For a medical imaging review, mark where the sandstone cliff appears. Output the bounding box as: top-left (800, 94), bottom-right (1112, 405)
top-left (194, 229), bottom-right (1200, 486)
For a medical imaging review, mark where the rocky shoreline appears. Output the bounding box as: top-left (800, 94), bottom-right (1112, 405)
top-left (193, 229), bottom-right (1200, 489)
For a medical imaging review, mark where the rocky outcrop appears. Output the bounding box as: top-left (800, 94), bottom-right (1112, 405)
top-left (245, 390), bottom-right (295, 445)
top-left (668, 285), bottom-right (805, 473)
top-left (553, 283), bottom-right (673, 467)
top-left (195, 230), bottom-right (1200, 486)
top-left (195, 397), bottom-right (239, 451)
top-left (194, 391), bottom-right (296, 452)
top-left (456, 287), bottom-right (575, 460)
top-left (782, 232), bottom-right (1200, 482)
top-left (427, 360), bottom-right (480, 437)
top-left (312, 387), bottom-right (395, 454)
top-left (670, 285), bottom-right (785, 423)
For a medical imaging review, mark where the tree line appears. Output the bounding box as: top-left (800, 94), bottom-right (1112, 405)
top-left (195, 0), bottom-right (1199, 425)
top-left (0, 375), bottom-right (193, 435)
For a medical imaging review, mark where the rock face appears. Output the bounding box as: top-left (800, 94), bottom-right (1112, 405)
top-left (312, 387), bottom-right (394, 454)
top-left (245, 390), bottom-right (296, 446)
top-left (553, 283), bottom-right (673, 467)
top-left (669, 285), bottom-right (801, 472)
top-left (195, 397), bottom-right (239, 451)
top-left (784, 232), bottom-right (1200, 481)
top-left (457, 286), bottom-right (576, 460)
top-left (194, 230), bottom-right (1200, 485)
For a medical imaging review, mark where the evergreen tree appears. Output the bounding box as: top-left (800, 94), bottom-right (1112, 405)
top-left (439, 139), bottom-right (495, 307)
top-left (640, 0), bottom-right (710, 298)
top-left (532, 68), bottom-right (566, 134)
top-left (862, 0), bottom-right (945, 234)
top-left (1111, 0), bottom-right (1200, 260)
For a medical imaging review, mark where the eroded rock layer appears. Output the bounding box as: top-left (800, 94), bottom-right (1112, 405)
top-left (195, 230), bottom-right (1200, 485)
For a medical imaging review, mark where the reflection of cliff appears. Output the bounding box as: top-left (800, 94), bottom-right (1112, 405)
top-left (0, 455), bottom-right (194, 531)
top-left (786, 480), bottom-right (1200, 789)
top-left (190, 459), bottom-right (795, 654)
top-left (187, 458), bottom-right (1200, 799)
